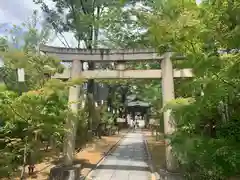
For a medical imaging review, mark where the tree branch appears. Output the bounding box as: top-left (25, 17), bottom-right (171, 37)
top-left (79, 0), bottom-right (88, 14)
top-left (57, 31), bottom-right (71, 48)
top-left (214, 73), bottom-right (238, 89)
top-left (56, 33), bottom-right (67, 47)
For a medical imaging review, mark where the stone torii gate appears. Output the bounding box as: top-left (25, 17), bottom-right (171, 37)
top-left (40, 45), bottom-right (193, 179)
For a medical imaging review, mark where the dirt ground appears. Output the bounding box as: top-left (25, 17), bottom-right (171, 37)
top-left (143, 130), bottom-right (166, 171)
top-left (10, 130), bottom-right (127, 180)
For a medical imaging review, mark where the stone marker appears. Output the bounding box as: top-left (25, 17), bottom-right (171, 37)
top-left (49, 164), bottom-right (81, 180)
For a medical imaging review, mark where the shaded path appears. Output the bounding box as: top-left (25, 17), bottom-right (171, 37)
top-left (89, 130), bottom-right (151, 180)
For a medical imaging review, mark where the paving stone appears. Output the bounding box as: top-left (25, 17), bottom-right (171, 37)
top-left (88, 130), bottom-right (151, 180)
top-left (110, 170), bottom-right (130, 180)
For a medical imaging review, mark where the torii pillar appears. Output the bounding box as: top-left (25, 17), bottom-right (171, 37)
top-left (49, 59), bottom-right (82, 180)
top-left (160, 53), bottom-right (182, 179)
top-left (64, 59), bottom-right (82, 165)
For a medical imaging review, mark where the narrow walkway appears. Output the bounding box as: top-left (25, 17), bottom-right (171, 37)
top-left (89, 130), bottom-right (151, 180)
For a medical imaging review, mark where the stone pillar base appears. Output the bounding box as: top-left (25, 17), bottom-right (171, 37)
top-left (49, 164), bottom-right (81, 180)
top-left (159, 169), bottom-right (183, 180)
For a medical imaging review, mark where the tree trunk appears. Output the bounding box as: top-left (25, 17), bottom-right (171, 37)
top-left (20, 139), bottom-right (28, 180)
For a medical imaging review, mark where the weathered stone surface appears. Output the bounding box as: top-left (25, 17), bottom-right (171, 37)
top-left (52, 69), bottom-right (193, 79)
top-left (40, 44), bottom-right (157, 55)
top-left (88, 131), bottom-right (151, 180)
top-left (49, 164), bottom-right (81, 180)
top-left (159, 169), bottom-right (183, 180)
top-left (39, 45), bottom-right (163, 62)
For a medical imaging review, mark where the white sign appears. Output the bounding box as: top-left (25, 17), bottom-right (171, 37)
top-left (0, 57), bottom-right (3, 67)
top-left (17, 68), bottom-right (25, 82)
top-left (117, 118), bottom-right (125, 122)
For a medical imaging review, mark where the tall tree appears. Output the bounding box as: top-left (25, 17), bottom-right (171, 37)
top-left (34, 0), bottom-right (113, 132)
top-left (141, 0), bottom-right (240, 179)
top-left (33, 0), bottom-right (147, 133)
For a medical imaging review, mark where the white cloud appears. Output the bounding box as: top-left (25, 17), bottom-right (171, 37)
top-left (196, 0), bottom-right (202, 5)
top-left (0, 0), bottom-right (40, 24)
top-left (0, 0), bottom-right (77, 47)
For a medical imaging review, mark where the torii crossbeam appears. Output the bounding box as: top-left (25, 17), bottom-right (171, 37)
top-left (40, 45), bottom-right (193, 79)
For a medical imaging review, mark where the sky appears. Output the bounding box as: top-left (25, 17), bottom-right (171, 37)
top-left (0, 0), bottom-right (35, 25)
top-left (0, 0), bottom-right (77, 47)
top-left (196, 0), bottom-right (202, 5)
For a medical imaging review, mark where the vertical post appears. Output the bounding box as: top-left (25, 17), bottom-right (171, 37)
top-left (116, 61), bottom-right (125, 78)
top-left (161, 52), bottom-right (178, 172)
top-left (64, 59), bottom-right (82, 166)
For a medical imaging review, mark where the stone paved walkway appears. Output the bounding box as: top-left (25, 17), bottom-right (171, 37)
top-left (89, 130), bottom-right (151, 180)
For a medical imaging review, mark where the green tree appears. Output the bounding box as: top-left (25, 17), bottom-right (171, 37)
top-left (0, 12), bottom-right (71, 179)
top-left (0, 11), bottom-right (57, 92)
top-left (141, 0), bottom-right (240, 179)
top-left (34, 0), bottom-right (113, 136)
top-left (0, 79), bottom-right (71, 178)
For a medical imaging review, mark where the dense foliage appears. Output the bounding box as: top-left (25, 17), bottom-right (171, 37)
top-left (0, 80), bottom-right (67, 177)
top-left (0, 13), bottom-right (83, 178)
top-left (99, 0), bottom-right (240, 179)
top-left (141, 0), bottom-right (240, 179)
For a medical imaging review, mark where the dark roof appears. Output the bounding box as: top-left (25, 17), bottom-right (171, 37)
top-left (127, 100), bottom-right (150, 107)
top-left (125, 94), bottom-right (150, 107)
